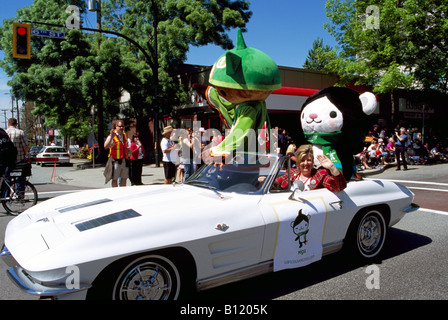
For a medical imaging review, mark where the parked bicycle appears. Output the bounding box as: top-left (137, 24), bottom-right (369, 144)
top-left (0, 160), bottom-right (38, 215)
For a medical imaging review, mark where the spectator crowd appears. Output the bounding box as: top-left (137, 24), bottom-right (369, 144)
top-left (160, 122), bottom-right (448, 184)
top-left (355, 124), bottom-right (448, 172)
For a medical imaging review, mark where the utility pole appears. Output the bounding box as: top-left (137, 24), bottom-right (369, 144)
top-left (89, 0), bottom-right (105, 163)
top-left (16, 98), bottom-right (20, 129)
top-left (10, 96), bottom-right (14, 119)
top-left (1, 109), bottom-right (7, 129)
top-left (23, 102), bottom-right (28, 141)
top-left (152, 0), bottom-right (160, 167)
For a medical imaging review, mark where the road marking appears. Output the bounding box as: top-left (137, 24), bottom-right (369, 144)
top-left (408, 186), bottom-right (448, 192)
top-left (38, 190), bottom-right (84, 195)
top-left (366, 178), bottom-right (448, 215)
top-left (368, 178), bottom-right (448, 187)
top-left (419, 208), bottom-right (448, 216)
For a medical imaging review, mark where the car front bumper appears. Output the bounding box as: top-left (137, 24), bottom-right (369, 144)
top-left (1, 245), bottom-right (89, 299)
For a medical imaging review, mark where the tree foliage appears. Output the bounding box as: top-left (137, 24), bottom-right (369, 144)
top-left (0, 0), bottom-right (97, 139)
top-left (302, 37), bottom-right (334, 71)
top-left (0, 0), bottom-right (252, 144)
top-left (100, 0), bottom-right (252, 118)
top-left (323, 0), bottom-right (448, 94)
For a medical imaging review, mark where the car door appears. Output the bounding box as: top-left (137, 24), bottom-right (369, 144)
top-left (258, 157), bottom-right (349, 272)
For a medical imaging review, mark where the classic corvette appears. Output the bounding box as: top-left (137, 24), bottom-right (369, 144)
top-left (1, 153), bottom-right (418, 300)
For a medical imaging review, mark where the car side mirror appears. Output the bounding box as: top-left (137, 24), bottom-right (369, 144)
top-left (289, 181), bottom-right (304, 201)
top-left (293, 180), bottom-right (304, 192)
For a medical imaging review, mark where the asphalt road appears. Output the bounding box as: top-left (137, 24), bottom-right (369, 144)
top-left (0, 162), bottom-right (447, 300)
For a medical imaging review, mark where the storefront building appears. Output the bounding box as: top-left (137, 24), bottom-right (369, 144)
top-left (171, 64), bottom-right (447, 147)
top-left (174, 64), bottom-right (338, 138)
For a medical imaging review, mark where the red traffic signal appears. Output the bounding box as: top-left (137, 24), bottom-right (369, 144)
top-left (17, 27), bottom-right (27, 36)
top-left (12, 23), bottom-right (31, 59)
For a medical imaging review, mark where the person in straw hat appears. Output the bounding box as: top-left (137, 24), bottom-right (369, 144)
top-left (160, 125), bottom-right (178, 184)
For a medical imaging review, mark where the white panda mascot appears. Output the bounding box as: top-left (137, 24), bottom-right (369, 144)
top-left (299, 87), bottom-right (377, 182)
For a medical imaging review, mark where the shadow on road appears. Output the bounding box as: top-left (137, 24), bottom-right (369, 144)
top-left (189, 227), bottom-right (431, 300)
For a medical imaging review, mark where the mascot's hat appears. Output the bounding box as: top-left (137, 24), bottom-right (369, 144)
top-left (209, 29), bottom-right (281, 91)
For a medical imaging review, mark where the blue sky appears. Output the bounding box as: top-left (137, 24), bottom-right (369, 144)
top-left (0, 0), bottom-right (337, 127)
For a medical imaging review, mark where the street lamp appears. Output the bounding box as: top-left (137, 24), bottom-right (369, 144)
top-left (88, 0), bottom-right (97, 11)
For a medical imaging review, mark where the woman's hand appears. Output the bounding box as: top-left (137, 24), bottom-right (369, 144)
top-left (317, 154), bottom-right (340, 176)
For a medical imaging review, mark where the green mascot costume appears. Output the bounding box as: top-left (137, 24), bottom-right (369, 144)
top-left (204, 29), bottom-right (281, 160)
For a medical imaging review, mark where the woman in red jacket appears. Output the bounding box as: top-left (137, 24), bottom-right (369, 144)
top-left (272, 144), bottom-right (346, 192)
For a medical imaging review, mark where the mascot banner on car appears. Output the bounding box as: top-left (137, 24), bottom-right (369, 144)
top-left (271, 198), bottom-right (328, 272)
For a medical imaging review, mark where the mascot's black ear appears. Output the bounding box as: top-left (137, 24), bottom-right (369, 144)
top-left (359, 92), bottom-right (377, 115)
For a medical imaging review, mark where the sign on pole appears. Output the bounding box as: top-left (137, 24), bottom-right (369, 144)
top-left (31, 28), bottom-right (65, 39)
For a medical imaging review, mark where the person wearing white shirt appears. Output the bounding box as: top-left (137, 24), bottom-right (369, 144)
top-left (160, 126), bottom-right (178, 184)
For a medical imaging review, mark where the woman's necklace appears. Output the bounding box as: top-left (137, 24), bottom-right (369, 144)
top-left (298, 173), bottom-right (311, 184)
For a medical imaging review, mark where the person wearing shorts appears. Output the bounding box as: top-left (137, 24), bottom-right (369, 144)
top-left (160, 125), bottom-right (178, 184)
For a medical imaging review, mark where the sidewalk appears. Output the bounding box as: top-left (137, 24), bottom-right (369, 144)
top-left (55, 158), bottom-right (166, 188)
top-left (55, 158), bottom-right (388, 189)
top-left (357, 163), bottom-right (395, 177)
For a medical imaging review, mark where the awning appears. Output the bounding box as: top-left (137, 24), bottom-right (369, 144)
top-left (267, 87), bottom-right (319, 111)
top-left (186, 87), bottom-right (321, 112)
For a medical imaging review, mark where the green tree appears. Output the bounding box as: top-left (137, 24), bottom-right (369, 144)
top-left (1, 0), bottom-right (252, 162)
top-left (400, 0), bottom-right (448, 92)
top-left (323, 0), bottom-right (448, 123)
top-left (324, 0), bottom-right (448, 93)
top-left (100, 0), bottom-right (252, 116)
top-left (0, 0), bottom-right (98, 142)
top-left (100, 0), bottom-right (252, 161)
top-left (302, 37), bottom-right (334, 71)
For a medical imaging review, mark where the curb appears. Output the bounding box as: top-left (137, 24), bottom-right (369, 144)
top-left (359, 163), bottom-right (395, 177)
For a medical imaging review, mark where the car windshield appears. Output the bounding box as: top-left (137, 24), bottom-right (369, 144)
top-left (184, 153), bottom-right (279, 194)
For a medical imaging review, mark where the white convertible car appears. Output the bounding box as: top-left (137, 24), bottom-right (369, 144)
top-left (1, 154), bottom-right (418, 300)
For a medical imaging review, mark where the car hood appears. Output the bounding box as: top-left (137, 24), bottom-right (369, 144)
top-left (5, 184), bottom-right (258, 271)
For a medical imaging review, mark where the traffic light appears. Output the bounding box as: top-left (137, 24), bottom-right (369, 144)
top-left (12, 23), bottom-right (31, 59)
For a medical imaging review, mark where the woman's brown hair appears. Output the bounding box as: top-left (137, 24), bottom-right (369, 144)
top-left (295, 144), bottom-right (314, 167)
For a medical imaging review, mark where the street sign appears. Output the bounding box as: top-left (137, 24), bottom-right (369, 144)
top-left (31, 28), bottom-right (65, 39)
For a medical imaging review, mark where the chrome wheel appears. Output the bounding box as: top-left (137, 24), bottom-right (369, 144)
top-left (113, 255), bottom-right (180, 300)
top-left (356, 211), bottom-right (386, 259)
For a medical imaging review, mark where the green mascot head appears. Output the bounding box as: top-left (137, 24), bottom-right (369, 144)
top-left (209, 29), bottom-right (281, 92)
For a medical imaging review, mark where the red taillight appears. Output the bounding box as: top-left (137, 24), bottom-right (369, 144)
top-left (43, 154), bottom-right (51, 157)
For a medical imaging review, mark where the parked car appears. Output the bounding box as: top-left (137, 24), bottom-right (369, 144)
top-left (1, 154), bottom-right (418, 300)
top-left (26, 146), bottom-right (43, 162)
top-left (35, 146), bottom-right (70, 166)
